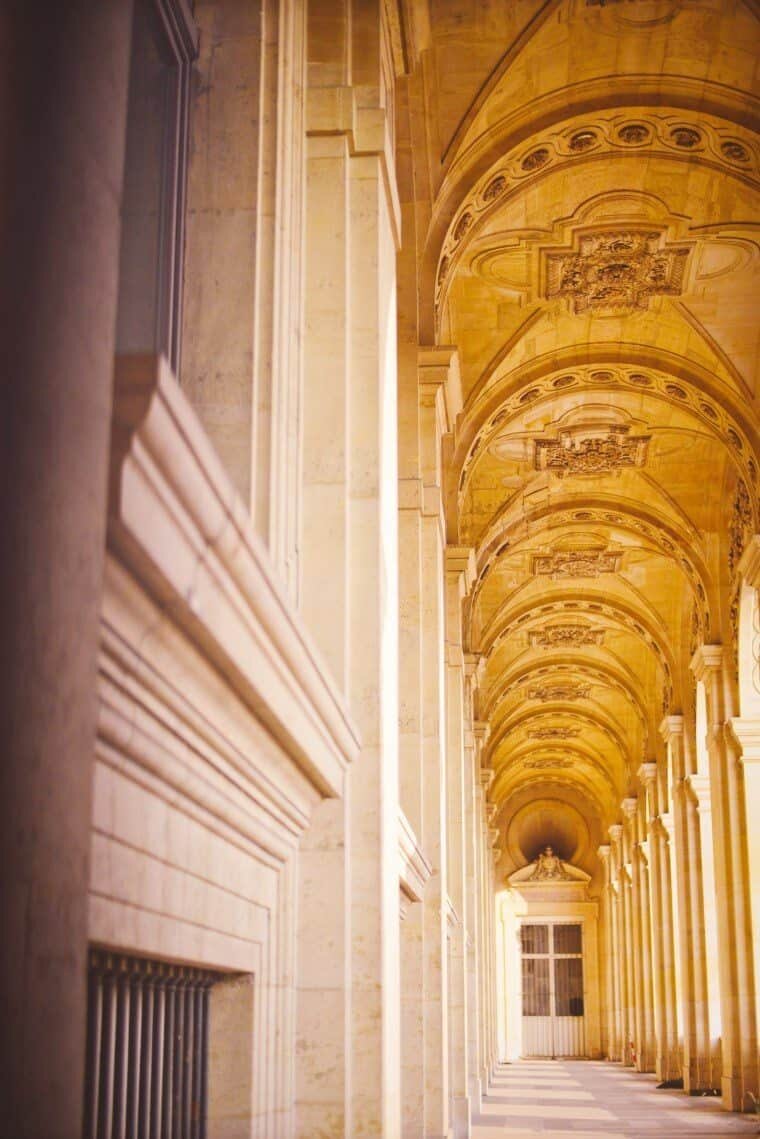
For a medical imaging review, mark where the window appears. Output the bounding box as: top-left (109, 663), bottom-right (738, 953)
top-left (83, 948), bottom-right (222, 1139)
top-left (115, 0), bottom-right (197, 373)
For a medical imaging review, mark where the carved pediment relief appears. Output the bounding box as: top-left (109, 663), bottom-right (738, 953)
top-left (544, 228), bottom-right (690, 313)
top-left (532, 549), bottom-right (622, 578)
top-left (508, 848), bottom-right (591, 888)
top-left (528, 726), bottom-right (581, 740)
top-left (534, 424), bottom-right (650, 477)
top-left (529, 624), bottom-right (605, 648)
top-left (527, 682), bottom-right (591, 702)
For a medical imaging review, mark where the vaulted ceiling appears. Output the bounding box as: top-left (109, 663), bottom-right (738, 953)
top-left (408, 0), bottom-right (760, 884)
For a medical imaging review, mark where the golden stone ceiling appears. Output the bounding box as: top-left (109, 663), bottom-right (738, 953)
top-left (417, 0), bottom-right (760, 881)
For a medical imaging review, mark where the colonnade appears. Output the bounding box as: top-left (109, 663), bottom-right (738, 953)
top-left (598, 625), bottom-right (760, 1112)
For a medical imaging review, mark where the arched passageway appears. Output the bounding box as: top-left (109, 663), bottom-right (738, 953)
top-left (3, 1), bottom-right (760, 1136)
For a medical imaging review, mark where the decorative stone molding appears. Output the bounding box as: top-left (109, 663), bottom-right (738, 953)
top-left (729, 479), bottom-right (753, 577)
top-left (527, 682), bottom-right (591, 702)
top-left (107, 355), bottom-right (359, 803)
top-left (621, 797), bottom-right (638, 819)
top-left (608, 823), bottom-right (623, 843)
top-left (529, 624), bottom-right (605, 648)
top-left (534, 425), bottom-right (650, 477)
top-left (533, 548), bottom-right (622, 578)
top-left (738, 535), bottom-right (760, 588)
top-left (398, 809), bottom-right (433, 915)
top-left (544, 229), bottom-right (690, 313)
top-left (638, 762), bottom-right (658, 787)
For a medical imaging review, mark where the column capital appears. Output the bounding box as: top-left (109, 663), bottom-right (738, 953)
top-left (418, 345), bottom-right (463, 430)
top-left (727, 717), bottom-right (760, 763)
top-left (638, 761), bottom-right (658, 787)
top-left (479, 767), bottom-right (495, 790)
top-left (486, 802), bottom-right (498, 823)
top-left (597, 843), bottom-right (611, 861)
top-left (609, 823), bottom-right (623, 842)
top-left (621, 796), bottom-right (638, 819)
top-left (690, 643), bottom-right (725, 681)
top-left (445, 545), bottom-right (476, 588)
top-left (738, 534), bottom-right (760, 587)
top-left (473, 719), bottom-right (490, 743)
top-left (659, 714), bottom-right (684, 742)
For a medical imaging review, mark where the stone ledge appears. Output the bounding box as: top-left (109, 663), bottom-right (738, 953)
top-left (108, 353), bottom-right (360, 805)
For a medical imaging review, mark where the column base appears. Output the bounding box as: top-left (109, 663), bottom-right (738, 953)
top-left (451, 1094), bottom-right (471, 1138)
top-left (721, 1075), bottom-right (743, 1112)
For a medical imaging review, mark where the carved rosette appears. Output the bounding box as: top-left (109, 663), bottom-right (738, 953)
top-left (545, 229), bottom-right (689, 313)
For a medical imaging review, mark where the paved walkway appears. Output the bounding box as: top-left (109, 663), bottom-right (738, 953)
top-left (472, 1061), bottom-right (759, 1138)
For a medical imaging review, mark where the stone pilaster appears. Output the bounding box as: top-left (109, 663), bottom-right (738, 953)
top-left (692, 645), bottom-right (759, 1109)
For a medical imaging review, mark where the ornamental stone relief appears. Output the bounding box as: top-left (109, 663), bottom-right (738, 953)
top-left (729, 478), bottom-right (753, 578)
top-left (544, 229), bottom-right (689, 313)
top-left (529, 624), bottom-right (605, 648)
top-left (528, 726), bottom-right (581, 740)
top-left (534, 425), bottom-right (650, 476)
top-left (464, 364), bottom-right (754, 498)
top-left (436, 111), bottom-right (756, 301)
top-left (523, 758), bottom-right (571, 770)
top-left (532, 549), bottom-right (622, 578)
top-left (527, 682), bottom-right (591, 702)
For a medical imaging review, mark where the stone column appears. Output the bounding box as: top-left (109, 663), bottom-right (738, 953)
top-left (728, 720), bottom-right (760, 1049)
top-left (639, 763), bottom-right (671, 1079)
top-left (298, 28), bottom-right (404, 1128)
top-left (622, 799), bottom-right (645, 1071)
top-left (619, 827), bottom-right (637, 1066)
top-left (597, 845), bottom-right (615, 1059)
top-left (684, 773), bottom-right (719, 1090)
top-left (636, 837), bottom-right (657, 1072)
top-left (0, 4), bottom-right (133, 1135)
top-left (609, 825), bottom-right (629, 1062)
top-left (663, 716), bottom-right (703, 1090)
top-left (445, 548), bottom-right (475, 1137)
top-left (692, 646), bottom-right (759, 1109)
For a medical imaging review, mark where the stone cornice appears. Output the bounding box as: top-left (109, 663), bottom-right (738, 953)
top-left (398, 808), bottom-right (434, 904)
top-left (418, 345), bottom-right (463, 431)
top-left (107, 355), bottom-right (359, 804)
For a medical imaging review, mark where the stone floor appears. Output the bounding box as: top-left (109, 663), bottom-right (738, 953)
top-left (472, 1061), bottom-right (760, 1138)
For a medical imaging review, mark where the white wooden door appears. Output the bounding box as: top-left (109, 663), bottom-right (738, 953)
top-left (520, 922), bottom-right (585, 1058)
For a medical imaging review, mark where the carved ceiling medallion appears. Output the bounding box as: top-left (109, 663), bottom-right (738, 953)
top-left (545, 229), bottom-right (689, 313)
top-left (529, 624), bottom-right (604, 648)
top-left (535, 425), bottom-right (650, 477)
top-left (527, 682), bottom-right (591, 702)
top-left (533, 549), bottom-right (622, 578)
